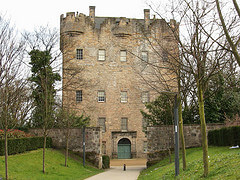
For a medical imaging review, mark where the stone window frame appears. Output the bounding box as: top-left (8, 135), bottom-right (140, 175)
top-left (98, 117), bottom-right (106, 133)
top-left (76, 49), bottom-right (83, 60)
top-left (120, 50), bottom-right (127, 62)
top-left (141, 51), bottom-right (148, 62)
top-left (121, 117), bottom-right (128, 131)
top-left (98, 49), bottom-right (106, 61)
top-left (120, 91), bottom-right (128, 103)
top-left (76, 90), bottom-right (82, 102)
top-left (142, 91), bottom-right (149, 103)
top-left (98, 90), bottom-right (106, 102)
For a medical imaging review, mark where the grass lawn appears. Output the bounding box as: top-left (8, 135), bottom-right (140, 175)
top-left (138, 146), bottom-right (240, 179)
top-left (0, 148), bottom-right (103, 180)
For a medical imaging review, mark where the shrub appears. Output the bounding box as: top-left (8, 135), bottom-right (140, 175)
top-left (0, 129), bottom-right (32, 139)
top-left (0, 137), bottom-right (52, 156)
top-left (102, 155), bottom-right (110, 169)
top-left (208, 126), bottom-right (240, 146)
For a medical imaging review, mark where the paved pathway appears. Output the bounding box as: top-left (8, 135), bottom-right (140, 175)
top-left (85, 159), bottom-right (147, 180)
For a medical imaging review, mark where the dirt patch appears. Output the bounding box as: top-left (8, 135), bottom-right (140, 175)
top-left (110, 158), bottom-right (147, 167)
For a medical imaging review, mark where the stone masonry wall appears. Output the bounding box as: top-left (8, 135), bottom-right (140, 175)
top-left (29, 127), bottom-right (102, 168)
top-left (147, 124), bottom-right (225, 162)
top-left (60, 7), bottom-right (178, 158)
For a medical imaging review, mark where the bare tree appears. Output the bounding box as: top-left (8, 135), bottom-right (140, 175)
top-left (0, 16), bottom-right (31, 180)
top-left (168, 0), bottom-right (227, 176)
top-left (146, 0), bottom-right (229, 176)
top-left (215, 0), bottom-right (240, 66)
top-left (127, 8), bottom-right (187, 171)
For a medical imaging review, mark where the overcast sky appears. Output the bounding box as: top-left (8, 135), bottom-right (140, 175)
top-left (1, 0), bottom-right (166, 32)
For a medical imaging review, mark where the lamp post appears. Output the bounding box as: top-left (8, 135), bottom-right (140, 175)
top-left (174, 94), bottom-right (179, 176)
top-left (160, 91), bottom-right (179, 176)
top-left (82, 126), bottom-right (86, 167)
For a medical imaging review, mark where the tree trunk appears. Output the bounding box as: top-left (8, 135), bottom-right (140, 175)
top-left (4, 129), bottom-right (8, 180)
top-left (65, 128), bottom-right (70, 167)
top-left (168, 148), bottom-right (172, 163)
top-left (197, 82), bottom-right (209, 177)
top-left (43, 130), bottom-right (47, 173)
top-left (177, 72), bottom-right (187, 171)
top-left (215, 0), bottom-right (240, 67)
top-left (178, 97), bottom-right (187, 170)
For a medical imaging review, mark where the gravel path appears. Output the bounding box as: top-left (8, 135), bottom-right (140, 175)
top-left (85, 159), bottom-right (147, 180)
top-left (85, 166), bottom-right (145, 180)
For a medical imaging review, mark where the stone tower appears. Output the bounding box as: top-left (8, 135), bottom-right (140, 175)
top-left (60, 6), bottom-right (178, 159)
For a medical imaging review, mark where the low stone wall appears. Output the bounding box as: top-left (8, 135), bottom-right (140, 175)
top-left (147, 124), bottom-right (224, 163)
top-left (29, 127), bottom-right (102, 168)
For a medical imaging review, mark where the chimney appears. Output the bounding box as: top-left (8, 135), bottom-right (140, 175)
top-left (89, 6), bottom-right (95, 23)
top-left (144, 9), bottom-right (150, 28)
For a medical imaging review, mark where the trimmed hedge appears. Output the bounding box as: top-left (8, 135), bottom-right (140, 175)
top-left (0, 137), bottom-right (52, 156)
top-left (208, 126), bottom-right (240, 146)
top-left (102, 155), bottom-right (110, 169)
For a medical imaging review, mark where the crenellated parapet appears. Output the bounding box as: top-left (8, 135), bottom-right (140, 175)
top-left (112, 17), bottom-right (133, 37)
top-left (60, 12), bottom-right (94, 36)
top-left (60, 6), bottom-right (178, 39)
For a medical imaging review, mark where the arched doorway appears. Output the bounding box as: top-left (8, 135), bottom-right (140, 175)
top-left (118, 138), bottom-right (131, 159)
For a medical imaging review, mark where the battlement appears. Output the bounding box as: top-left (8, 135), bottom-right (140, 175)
top-left (60, 6), bottom-right (178, 37)
top-left (60, 12), bottom-right (90, 36)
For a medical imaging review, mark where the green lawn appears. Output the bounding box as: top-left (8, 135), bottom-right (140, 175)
top-left (138, 146), bottom-right (240, 180)
top-left (0, 148), bottom-right (103, 180)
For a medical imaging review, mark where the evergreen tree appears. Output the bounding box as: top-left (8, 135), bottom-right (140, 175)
top-left (29, 49), bottom-right (60, 173)
top-left (29, 50), bottom-right (60, 127)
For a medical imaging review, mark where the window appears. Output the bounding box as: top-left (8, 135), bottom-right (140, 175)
top-left (142, 118), bottom-right (147, 132)
top-left (98, 49), bottom-right (106, 61)
top-left (120, 91), bottom-right (128, 103)
top-left (120, 50), bottom-right (127, 62)
top-left (76, 49), bottom-right (83, 60)
top-left (76, 90), bottom-right (82, 102)
top-left (98, 117), bottom-right (106, 132)
top-left (141, 51), bottom-right (148, 62)
top-left (102, 141), bottom-right (106, 154)
top-left (143, 141), bottom-right (148, 153)
top-left (121, 117), bottom-right (128, 131)
top-left (142, 91), bottom-right (149, 103)
top-left (98, 91), bottom-right (105, 102)
top-left (162, 50), bottom-right (168, 62)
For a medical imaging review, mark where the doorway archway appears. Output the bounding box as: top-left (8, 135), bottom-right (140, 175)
top-left (118, 138), bottom-right (131, 159)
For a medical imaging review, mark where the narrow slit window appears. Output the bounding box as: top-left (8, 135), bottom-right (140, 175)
top-left (142, 117), bottom-right (147, 132)
top-left (98, 117), bottom-right (106, 132)
top-left (121, 117), bottom-right (128, 131)
top-left (143, 141), bottom-right (148, 153)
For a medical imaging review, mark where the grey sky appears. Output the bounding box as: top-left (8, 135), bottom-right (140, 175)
top-left (1, 0), bottom-right (166, 31)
